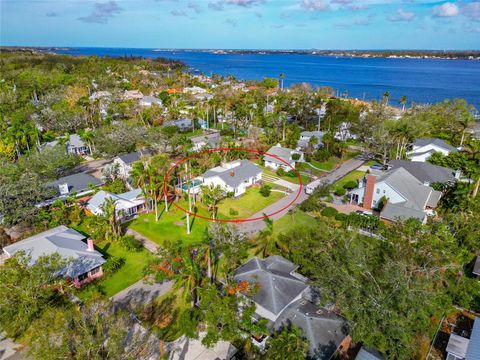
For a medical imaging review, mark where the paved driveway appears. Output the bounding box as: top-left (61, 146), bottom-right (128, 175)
top-left (111, 280), bottom-right (173, 308)
top-left (238, 158), bottom-right (364, 234)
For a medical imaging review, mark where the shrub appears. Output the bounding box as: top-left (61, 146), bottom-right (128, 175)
top-left (103, 256), bottom-right (126, 273)
top-left (321, 207), bottom-right (338, 217)
top-left (334, 187), bottom-right (346, 196)
top-left (292, 153), bottom-right (301, 161)
top-left (229, 208), bottom-right (239, 216)
top-left (313, 148), bottom-right (332, 162)
top-left (226, 191), bottom-right (235, 198)
top-left (276, 167), bottom-right (286, 177)
top-left (342, 180), bottom-right (358, 190)
top-left (120, 235), bottom-right (143, 252)
top-left (335, 213), bottom-right (348, 222)
top-left (259, 184), bottom-right (272, 197)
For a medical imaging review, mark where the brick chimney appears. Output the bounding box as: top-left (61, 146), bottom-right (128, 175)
top-left (87, 239), bottom-right (95, 252)
top-left (230, 170), bottom-right (235, 177)
top-left (363, 175), bottom-right (376, 210)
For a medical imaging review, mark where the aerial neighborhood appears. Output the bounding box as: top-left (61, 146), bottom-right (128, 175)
top-left (0, 50), bottom-right (480, 360)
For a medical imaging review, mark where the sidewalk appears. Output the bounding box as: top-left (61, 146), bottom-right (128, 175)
top-left (126, 228), bottom-right (159, 253)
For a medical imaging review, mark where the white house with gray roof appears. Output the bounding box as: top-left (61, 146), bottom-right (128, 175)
top-left (264, 144), bottom-right (303, 171)
top-left (234, 256), bottom-right (348, 360)
top-left (407, 138), bottom-right (457, 162)
top-left (349, 167), bottom-right (443, 224)
top-left (200, 160), bottom-right (262, 197)
top-left (87, 189), bottom-right (145, 220)
top-left (190, 131), bottom-right (221, 151)
top-left (47, 172), bottom-right (104, 203)
top-left (2, 226), bottom-right (105, 288)
top-left (387, 159), bottom-right (459, 185)
top-left (297, 130), bottom-right (325, 150)
top-left (113, 151), bottom-right (145, 179)
top-left (66, 134), bottom-right (91, 156)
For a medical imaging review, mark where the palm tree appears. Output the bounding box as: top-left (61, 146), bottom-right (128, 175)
top-left (173, 251), bottom-right (202, 306)
top-left (265, 325), bottom-right (309, 360)
top-left (463, 139), bottom-right (480, 198)
top-left (252, 216), bottom-right (288, 258)
top-left (101, 196), bottom-right (120, 241)
top-left (201, 184), bottom-right (224, 220)
top-left (399, 95), bottom-right (407, 112)
top-left (382, 91), bottom-right (391, 106)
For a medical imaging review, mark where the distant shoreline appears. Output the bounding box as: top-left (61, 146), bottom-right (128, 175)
top-left (2, 46), bottom-right (480, 60)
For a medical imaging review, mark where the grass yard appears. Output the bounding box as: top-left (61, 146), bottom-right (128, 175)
top-left (272, 209), bottom-right (318, 237)
top-left (308, 157), bottom-right (340, 171)
top-left (77, 240), bottom-right (154, 300)
top-left (333, 170), bottom-right (366, 191)
top-left (262, 166), bottom-right (310, 185)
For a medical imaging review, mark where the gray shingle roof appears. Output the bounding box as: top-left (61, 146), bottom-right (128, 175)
top-left (388, 160), bottom-right (456, 184)
top-left (265, 145), bottom-right (295, 165)
top-left (380, 202), bottom-right (427, 223)
top-left (49, 173), bottom-right (103, 195)
top-left (88, 189), bottom-right (143, 210)
top-left (3, 226), bottom-right (105, 278)
top-left (67, 134), bottom-right (85, 148)
top-left (117, 152), bottom-right (142, 165)
top-left (233, 256), bottom-right (309, 317)
top-left (413, 138), bottom-right (457, 151)
top-left (272, 299), bottom-right (348, 360)
top-left (191, 132), bottom-right (221, 145)
top-left (202, 160), bottom-right (261, 188)
top-left (355, 347), bottom-right (384, 360)
top-left (466, 317), bottom-right (480, 360)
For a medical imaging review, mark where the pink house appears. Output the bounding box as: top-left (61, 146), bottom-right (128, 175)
top-left (3, 226), bottom-right (106, 288)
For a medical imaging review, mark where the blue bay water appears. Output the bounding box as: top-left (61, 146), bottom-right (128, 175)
top-left (55, 48), bottom-right (480, 109)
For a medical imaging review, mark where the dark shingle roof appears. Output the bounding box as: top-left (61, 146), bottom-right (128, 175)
top-left (117, 152), bottom-right (142, 165)
top-left (49, 173), bottom-right (103, 195)
top-left (388, 160), bottom-right (456, 184)
top-left (233, 256), bottom-right (309, 317)
top-left (273, 299), bottom-right (348, 360)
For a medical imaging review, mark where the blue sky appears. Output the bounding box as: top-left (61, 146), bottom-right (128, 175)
top-left (1, 0), bottom-right (479, 49)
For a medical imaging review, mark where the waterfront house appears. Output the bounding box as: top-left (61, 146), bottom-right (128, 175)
top-left (233, 256), bottom-right (348, 359)
top-left (264, 144), bottom-right (303, 171)
top-left (87, 189), bottom-right (145, 221)
top-left (2, 226), bottom-right (105, 288)
top-left (407, 138), bottom-right (457, 162)
top-left (200, 160), bottom-right (262, 197)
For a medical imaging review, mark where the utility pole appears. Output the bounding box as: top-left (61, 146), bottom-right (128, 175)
top-left (317, 110), bottom-right (321, 132)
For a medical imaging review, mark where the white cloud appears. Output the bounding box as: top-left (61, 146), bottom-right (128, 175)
top-left (432, 2), bottom-right (459, 17)
top-left (388, 8), bottom-right (415, 22)
top-left (463, 2), bottom-right (480, 22)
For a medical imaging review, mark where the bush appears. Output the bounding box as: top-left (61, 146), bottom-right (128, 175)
top-left (229, 208), bottom-right (239, 216)
top-left (276, 167), bottom-right (286, 177)
top-left (334, 187), bottom-right (346, 196)
top-left (321, 207), bottom-right (338, 217)
top-left (120, 235), bottom-right (143, 252)
top-left (335, 213), bottom-right (348, 222)
top-left (259, 184), bottom-right (272, 197)
top-left (226, 191), bottom-right (235, 198)
top-left (342, 180), bottom-right (358, 190)
top-left (103, 256), bottom-right (126, 273)
top-left (292, 153), bottom-right (301, 161)
top-left (313, 148), bottom-right (332, 162)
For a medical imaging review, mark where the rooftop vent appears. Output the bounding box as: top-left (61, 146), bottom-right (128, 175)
top-left (58, 183), bottom-right (69, 195)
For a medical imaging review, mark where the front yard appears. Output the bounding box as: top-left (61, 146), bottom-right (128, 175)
top-left (130, 186), bottom-right (285, 246)
top-left (333, 170), bottom-right (366, 191)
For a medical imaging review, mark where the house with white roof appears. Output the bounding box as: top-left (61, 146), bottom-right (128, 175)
top-left (2, 226), bottom-right (105, 288)
top-left (87, 189), bottom-right (145, 220)
top-left (349, 167), bottom-right (443, 224)
top-left (139, 95), bottom-right (162, 107)
top-left (264, 144), bottom-right (303, 171)
top-left (407, 138), bottom-right (457, 162)
top-left (234, 256), bottom-right (348, 359)
top-left (200, 160), bottom-right (262, 197)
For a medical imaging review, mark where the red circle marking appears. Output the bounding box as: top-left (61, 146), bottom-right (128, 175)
top-left (163, 148), bottom-right (303, 223)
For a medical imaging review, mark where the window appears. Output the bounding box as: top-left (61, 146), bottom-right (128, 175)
top-left (373, 200), bottom-right (377, 205)
top-left (90, 267), bottom-right (101, 275)
top-left (78, 272), bottom-right (88, 282)
top-left (383, 190), bottom-right (386, 194)
top-left (376, 188), bottom-right (380, 194)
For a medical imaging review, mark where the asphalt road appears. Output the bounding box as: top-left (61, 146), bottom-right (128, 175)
top-left (237, 158), bottom-right (364, 234)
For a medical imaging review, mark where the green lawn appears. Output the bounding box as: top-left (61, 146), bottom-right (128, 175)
top-left (130, 187), bottom-right (286, 246)
top-left (333, 170), bottom-right (366, 191)
top-left (77, 241), bottom-right (153, 300)
top-left (308, 157), bottom-right (340, 171)
top-left (272, 209), bottom-right (318, 237)
top-left (262, 166), bottom-right (310, 185)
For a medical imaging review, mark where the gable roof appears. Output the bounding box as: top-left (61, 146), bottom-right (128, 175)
top-left (413, 138), bottom-right (457, 151)
top-left (265, 145), bottom-right (296, 166)
top-left (67, 134), bottom-right (85, 148)
top-left (466, 317), bottom-right (480, 360)
top-left (49, 172), bottom-right (103, 196)
top-left (116, 152), bottom-right (142, 165)
top-left (190, 132), bottom-right (221, 145)
top-left (88, 189), bottom-right (143, 210)
top-left (273, 299), bottom-right (348, 360)
top-left (3, 226), bottom-right (105, 278)
top-left (202, 160), bottom-right (261, 189)
top-left (233, 256), bottom-right (309, 317)
top-left (388, 160), bottom-right (456, 184)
